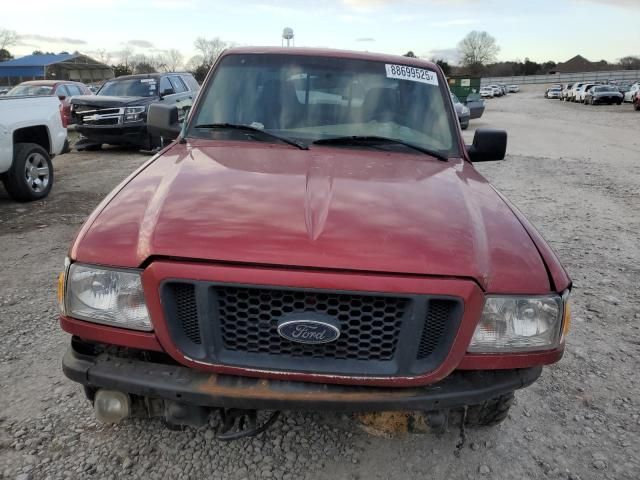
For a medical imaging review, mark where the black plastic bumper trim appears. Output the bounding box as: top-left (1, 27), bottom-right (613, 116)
top-left (62, 346), bottom-right (542, 412)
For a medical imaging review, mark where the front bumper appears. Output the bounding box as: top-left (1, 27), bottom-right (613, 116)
top-left (63, 342), bottom-right (542, 412)
top-left (593, 96), bottom-right (622, 103)
top-left (75, 123), bottom-right (148, 147)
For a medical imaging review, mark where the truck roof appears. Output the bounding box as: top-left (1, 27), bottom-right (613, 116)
top-left (16, 80), bottom-right (79, 86)
top-left (106, 72), bottom-right (193, 82)
top-left (221, 47), bottom-right (439, 71)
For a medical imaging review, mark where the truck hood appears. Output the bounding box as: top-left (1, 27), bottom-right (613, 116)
top-left (71, 95), bottom-right (156, 108)
top-left (72, 140), bottom-right (550, 293)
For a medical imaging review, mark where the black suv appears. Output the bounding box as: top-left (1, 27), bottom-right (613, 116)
top-left (71, 73), bottom-right (199, 151)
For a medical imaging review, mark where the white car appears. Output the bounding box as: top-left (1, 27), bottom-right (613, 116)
top-left (480, 87), bottom-right (494, 98)
top-left (507, 85), bottom-right (519, 93)
top-left (487, 85), bottom-right (502, 96)
top-left (624, 82), bottom-right (640, 103)
top-left (0, 95), bottom-right (67, 201)
top-left (547, 88), bottom-right (562, 99)
top-left (567, 83), bottom-right (585, 102)
top-left (575, 83), bottom-right (597, 103)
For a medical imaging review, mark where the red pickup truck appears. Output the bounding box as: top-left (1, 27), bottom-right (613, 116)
top-left (59, 48), bottom-right (571, 438)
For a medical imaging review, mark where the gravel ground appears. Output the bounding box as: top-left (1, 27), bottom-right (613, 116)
top-left (1, 88), bottom-right (639, 480)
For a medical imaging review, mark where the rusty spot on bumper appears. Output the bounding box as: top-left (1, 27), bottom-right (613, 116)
top-left (197, 374), bottom-right (422, 403)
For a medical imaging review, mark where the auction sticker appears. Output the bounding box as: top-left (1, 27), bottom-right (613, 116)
top-left (385, 64), bottom-right (439, 86)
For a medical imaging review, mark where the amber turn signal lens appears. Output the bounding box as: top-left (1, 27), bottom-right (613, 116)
top-left (562, 301), bottom-right (571, 337)
top-left (57, 271), bottom-right (65, 314)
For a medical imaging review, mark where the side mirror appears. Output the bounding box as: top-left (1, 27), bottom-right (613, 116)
top-left (467, 129), bottom-right (507, 162)
top-left (160, 88), bottom-right (175, 98)
top-left (147, 103), bottom-right (181, 140)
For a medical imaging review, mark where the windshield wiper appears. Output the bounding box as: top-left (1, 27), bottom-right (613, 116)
top-left (193, 123), bottom-right (308, 150)
top-left (313, 135), bottom-right (449, 161)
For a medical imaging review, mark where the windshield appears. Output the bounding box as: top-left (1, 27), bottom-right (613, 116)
top-left (189, 54), bottom-right (459, 157)
top-left (7, 85), bottom-right (54, 96)
top-left (98, 78), bottom-right (158, 97)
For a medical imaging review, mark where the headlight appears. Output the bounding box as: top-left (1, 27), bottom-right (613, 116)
top-left (65, 263), bottom-right (152, 331)
top-left (468, 294), bottom-right (566, 353)
top-left (462, 106), bottom-right (470, 115)
top-left (124, 106), bottom-right (146, 123)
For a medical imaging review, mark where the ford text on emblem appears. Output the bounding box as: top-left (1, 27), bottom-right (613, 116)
top-left (277, 313), bottom-right (340, 345)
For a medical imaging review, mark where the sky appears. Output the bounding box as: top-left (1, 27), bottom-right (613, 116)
top-left (3, 0), bottom-right (640, 66)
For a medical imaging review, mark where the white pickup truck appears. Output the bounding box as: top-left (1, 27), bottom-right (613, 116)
top-left (0, 95), bottom-right (67, 201)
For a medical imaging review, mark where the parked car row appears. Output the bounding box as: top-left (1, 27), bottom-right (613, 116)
top-left (2, 74), bottom-right (200, 152)
top-left (545, 81), bottom-right (640, 108)
top-left (480, 83), bottom-right (519, 98)
top-left (550, 81), bottom-right (639, 107)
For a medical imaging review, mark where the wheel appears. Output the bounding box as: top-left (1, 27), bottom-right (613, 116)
top-left (465, 392), bottom-right (515, 427)
top-left (1, 143), bottom-right (53, 202)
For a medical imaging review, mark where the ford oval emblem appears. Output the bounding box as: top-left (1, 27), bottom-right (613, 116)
top-left (277, 313), bottom-right (340, 345)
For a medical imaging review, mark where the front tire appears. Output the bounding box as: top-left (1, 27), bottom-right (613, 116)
top-left (465, 392), bottom-right (515, 427)
top-left (1, 143), bottom-right (53, 202)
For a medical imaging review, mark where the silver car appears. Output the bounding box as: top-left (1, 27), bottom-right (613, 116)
top-left (450, 93), bottom-right (470, 130)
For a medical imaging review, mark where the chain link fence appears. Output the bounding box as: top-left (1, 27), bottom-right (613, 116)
top-left (481, 70), bottom-right (640, 86)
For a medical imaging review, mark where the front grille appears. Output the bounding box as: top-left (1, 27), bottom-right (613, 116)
top-left (218, 286), bottom-right (407, 361)
top-left (163, 281), bottom-right (463, 377)
top-left (75, 107), bottom-right (122, 125)
top-left (170, 283), bottom-right (200, 344)
top-left (417, 299), bottom-right (458, 359)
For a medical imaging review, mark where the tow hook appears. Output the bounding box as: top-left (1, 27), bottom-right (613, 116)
top-left (217, 409), bottom-right (281, 441)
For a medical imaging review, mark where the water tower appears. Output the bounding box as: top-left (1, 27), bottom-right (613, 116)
top-left (282, 27), bottom-right (294, 47)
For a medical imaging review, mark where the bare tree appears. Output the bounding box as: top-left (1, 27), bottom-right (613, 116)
top-left (0, 28), bottom-right (18, 51)
top-left (164, 49), bottom-right (184, 72)
top-left (619, 56), bottom-right (640, 70)
top-left (194, 37), bottom-right (227, 66)
top-left (118, 47), bottom-right (134, 67)
top-left (96, 49), bottom-right (112, 65)
top-left (457, 31), bottom-right (500, 68)
top-left (130, 53), bottom-right (161, 74)
top-left (185, 55), bottom-right (204, 71)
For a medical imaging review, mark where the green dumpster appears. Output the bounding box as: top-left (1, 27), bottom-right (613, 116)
top-left (447, 76), bottom-right (481, 103)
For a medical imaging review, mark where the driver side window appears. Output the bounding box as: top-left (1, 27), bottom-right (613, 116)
top-left (159, 77), bottom-right (172, 95)
top-left (55, 85), bottom-right (70, 97)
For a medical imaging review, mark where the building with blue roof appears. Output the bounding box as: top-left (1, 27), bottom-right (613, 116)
top-left (0, 53), bottom-right (113, 86)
